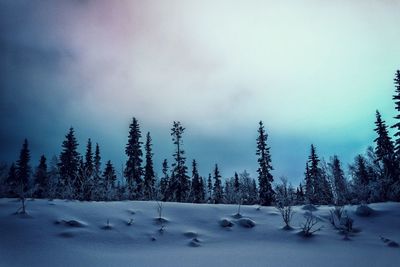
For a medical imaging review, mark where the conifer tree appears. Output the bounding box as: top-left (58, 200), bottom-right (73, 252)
top-left (92, 143), bottom-right (102, 200)
top-left (143, 132), bottom-right (156, 200)
top-left (350, 154), bottom-right (371, 202)
top-left (329, 156), bottom-right (348, 205)
top-left (212, 164), bottom-right (223, 204)
top-left (374, 110), bottom-right (396, 200)
top-left (58, 127), bottom-right (80, 199)
top-left (34, 155), bottom-right (48, 198)
top-left (17, 139), bottom-right (31, 193)
top-left (124, 117), bottom-right (143, 200)
top-left (190, 159), bottom-right (202, 203)
top-left (304, 162), bottom-right (313, 203)
top-left (391, 70), bottom-right (400, 158)
top-left (169, 121), bottom-right (189, 202)
top-left (256, 121), bottom-right (274, 206)
top-left (234, 172), bottom-right (240, 194)
top-left (103, 160), bottom-right (117, 200)
top-left (16, 139), bottom-right (31, 212)
top-left (306, 145), bottom-right (333, 204)
top-left (207, 173), bottom-right (212, 202)
top-left (160, 159), bottom-right (169, 201)
top-left (84, 139), bottom-right (94, 178)
top-left (6, 163), bottom-right (17, 197)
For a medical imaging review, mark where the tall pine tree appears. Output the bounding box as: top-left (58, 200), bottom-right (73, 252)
top-left (169, 121), bottom-right (189, 202)
top-left (374, 110), bottom-right (396, 200)
top-left (256, 121), bottom-right (274, 206)
top-left (103, 160), bottom-right (117, 200)
top-left (143, 132), bottom-right (156, 200)
top-left (58, 127), bottom-right (80, 199)
top-left (124, 117), bottom-right (143, 200)
top-left (212, 164), bottom-right (223, 204)
top-left (33, 155), bottom-right (48, 198)
top-left (391, 70), bottom-right (400, 158)
top-left (160, 159), bottom-right (169, 201)
top-left (190, 159), bottom-right (202, 203)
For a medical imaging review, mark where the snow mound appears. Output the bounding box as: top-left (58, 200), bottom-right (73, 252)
top-left (302, 204), bottom-right (318, 211)
top-left (183, 231), bottom-right (198, 238)
top-left (355, 205), bottom-right (374, 217)
top-left (56, 219), bottom-right (87, 228)
top-left (238, 218), bottom-right (256, 228)
top-left (188, 238), bottom-right (201, 247)
top-left (232, 213), bottom-right (243, 219)
top-left (219, 218), bottom-right (234, 227)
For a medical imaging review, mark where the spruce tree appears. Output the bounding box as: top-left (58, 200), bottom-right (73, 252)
top-left (350, 154), bottom-right (371, 202)
top-left (234, 172), bottom-right (240, 194)
top-left (103, 160), bottom-right (117, 200)
top-left (143, 132), bottom-right (156, 200)
top-left (169, 121), bottom-right (189, 202)
top-left (329, 156), bottom-right (348, 205)
top-left (92, 143), bottom-right (102, 200)
top-left (84, 139), bottom-right (94, 177)
top-left (58, 127), bottom-right (80, 199)
top-left (374, 110), bottom-right (396, 200)
top-left (190, 160), bottom-right (202, 203)
top-left (212, 164), bottom-right (223, 204)
top-left (306, 145), bottom-right (333, 204)
top-left (124, 117), bottom-right (143, 200)
top-left (207, 173), bottom-right (212, 202)
top-left (391, 70), bottom-right (400, 158)
top-left (16, 139), bottom-right (31, 196)
top-left (34, 155), bottom-right (48, 198)
top-left (16, 139), bottom-right (31, 212)
top-left (160, 159), bottom-right (169, 201)
top-left (304, 162), bottom-right (313, 203)
top-left (6, 163), bottom-right (17, 197)
top-left (256, 121), bottom-right (274, 206)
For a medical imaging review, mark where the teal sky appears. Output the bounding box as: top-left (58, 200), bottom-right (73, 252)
top-left (1, 0), bottom-right (400, 183)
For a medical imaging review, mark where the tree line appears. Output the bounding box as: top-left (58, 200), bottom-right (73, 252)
top-left (1, 70), bottom-right (400, 206)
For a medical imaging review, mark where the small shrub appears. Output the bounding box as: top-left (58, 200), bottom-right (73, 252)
top-left (300, 212), bottom-right (322, 237)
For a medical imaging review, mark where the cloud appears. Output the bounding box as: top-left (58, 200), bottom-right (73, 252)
top-left (0, 0), bottom-right (399, 182)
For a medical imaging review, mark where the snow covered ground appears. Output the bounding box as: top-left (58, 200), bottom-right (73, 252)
top-left (0, 198), bottom-right (399, 267)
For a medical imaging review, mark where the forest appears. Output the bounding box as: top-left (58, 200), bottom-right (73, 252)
top-left (1, 70), bottom-right (400, 208)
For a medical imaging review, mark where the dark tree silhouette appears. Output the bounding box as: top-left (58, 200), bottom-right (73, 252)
top-left (124, 117), bottom-right (143, 200)
top-left (190, 159), bottom-right (202, 203)
top-left (169, 121), bottom-right (189, 202)
top-left (160, 159), bottom-right (169, 201)
top-left (103, 160), bottom-right (117, 200)
top-left (16, 139), bottom-right (31, 213)
top-left (212, 164), bottom-right (223, 204)
top-left (33, 155), bottom-right (48, 198)
top-left (92, 143), bottom-right (102, 200)
top-left (256, 121), bottom-right (274, 206)
top-left (391, 70), bottom-right (400, 158)
top-left (58, 127), bottom-right (80, 199)
top-left (374, 110), bottom-right (396, 200)
top-left (143, 132), bottom-right (156, 200)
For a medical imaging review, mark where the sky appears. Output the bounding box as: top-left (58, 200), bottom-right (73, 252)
top-left (1, 0), bottom-right (399, 184)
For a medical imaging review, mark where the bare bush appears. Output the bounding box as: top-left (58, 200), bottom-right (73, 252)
top-left (277, 205), bottom-right (294, 230)
top-left (300, 212), bottom-right (322, 237)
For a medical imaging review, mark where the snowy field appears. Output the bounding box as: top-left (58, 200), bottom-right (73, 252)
top-left (0, 199), bottom-right (399, 267)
